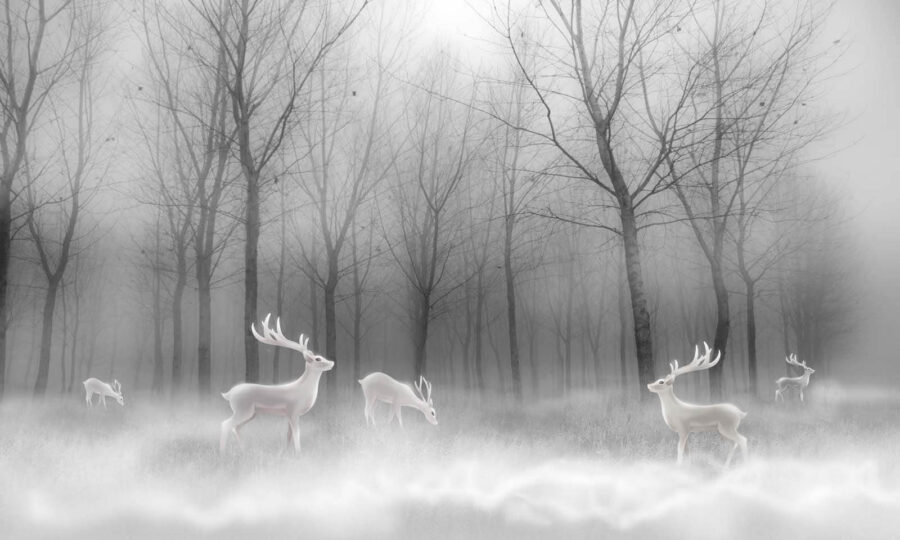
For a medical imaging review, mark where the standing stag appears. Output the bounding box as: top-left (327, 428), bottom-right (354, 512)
top-left (775, 353), bottom-right (815, 402)
top-left (358, 372), bottom-right (437, 427)
top-left (83, 378), bottom-right (124, 407)
top-left (219, 314), bottom-right (333, 452)
top-left (647, 342), bottom-right (748, 466)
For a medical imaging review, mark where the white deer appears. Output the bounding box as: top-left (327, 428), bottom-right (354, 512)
top-left (219, 314), bottom-right (333, 453)
top-left (358, 372), bottom-right (437, 427)
top-left (83, 378), bottom-right (124, 407)
top-left (647, 342), bottom-right (748, 466)
top-left (775, 353), bottom-right (815, 402)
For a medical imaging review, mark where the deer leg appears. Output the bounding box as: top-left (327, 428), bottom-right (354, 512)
top-left (85, 392), bottom-right (92, 407)
top-left (775, 388), bottom-right (781, 402)
top-left (800, 388), bottom-right (805, 403)
top-left (220, 406), bottom-right (255, 453)
top-left (719, 425), bottom-right (747, 467)
top-left (677, 433), bottom-right (688, 464)
top-left (396, 406), bottom-right (403, 429)
top-left (286, 423), bottom-right (293, 449)
top-left (101, 395), bottom-right (107, 408)
top-left (289, 417), bottom-right (301, 452)
top-left (386, 403), bottom-right (396, 425)
top-left (220, 418), bottom-right (234, 452)
top-left (367, 397), bottom-right (377, 427)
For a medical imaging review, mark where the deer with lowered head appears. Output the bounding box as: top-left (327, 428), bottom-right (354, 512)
top-left (647, 342), bottom-right (748, 466)
top-left (83, 378), bottom-right (124, 407)
top-left (775, 353), bottom-right (815, 402)
top-left (219, 314), bottom-right (333, 453)
top-left (358, 372), bottom-right (437, 427)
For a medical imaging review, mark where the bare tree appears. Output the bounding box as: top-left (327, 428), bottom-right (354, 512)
top-left (140, 2), bottom-right (237, 394)
top-left (487, 64), bottom-right (546, 401)
top-left (661, 0), bottom-right (832, 397)
top-left (27, 4), bottom-right (104, 395)
top-left (296, 35), bottom-right (399, 396)
top-left (191, 0), bottom-right (370, 383)
top-left (493, 0), bottom-right (699, 396)
top-left (385, 60), bottom-right (479, 379)
top-left (0, 0), bottom-right (78, 398)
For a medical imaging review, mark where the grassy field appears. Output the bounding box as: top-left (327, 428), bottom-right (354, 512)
top-left (1, 385), bottom-right (899, 539)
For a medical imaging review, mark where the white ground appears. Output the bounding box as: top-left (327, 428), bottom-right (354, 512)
top-left (1, 385), bottom-right (898, 539)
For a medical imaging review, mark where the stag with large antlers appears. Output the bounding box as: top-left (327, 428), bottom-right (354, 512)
top-left (647, 342), bottom-right (748, 466)
top-left (83, 378), bottom-right (124, 407)
top-left (358, 372), bottom-right (437, 427)
top-left (775, 353), bottom-right (815, 402)
top-left (219, 314), bottom-right (333, 453)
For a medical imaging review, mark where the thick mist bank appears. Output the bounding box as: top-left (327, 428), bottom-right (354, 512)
top-left (1, 390), bottom-right (899, 539)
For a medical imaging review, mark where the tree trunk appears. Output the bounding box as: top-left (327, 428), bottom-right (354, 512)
top-left (152, 290), bottom-right (164, 394)
top-left (527, 315), bottom-right (538, 397)
top-left (709, 262), bottom-right (730, 400)
top-left (243, 168), bottom-right (260, 382)
top-left (310, 243), bottom-right (319, 351)
top-left (503, 215), bottom-right (522, 401)
top-left (473, 274), bottom-right (485, 393)
top-left (197, 268), bottom-right (212, 394)
top-left (745, 279), bottom-right (758, 398)
top-left (619, 207), bottom-right (654, 399)
top-left (461, 282), bottom-right (473, 391)
top-left (0, 195), bottom-right (11, 400)
top-left (413, 294), bottom-right (430, 379)
top-left (272, 183), bottom-right (287, 383)
top-left (563, 263), bottom-right (574, 395)
top-left (67, 269), bottom-right (81, 393)
top-left (618, 258), bottom-right (629, 387)
top-left (323, 268), bottom-right (338, 397)
top-left (350, 224), bottom-right (363, 383)
top-left (59, 282), bottom-right (68, 393)
top-left (171, 264), bottom-right (186, 390)
top-left (33, 279), bottom-right (61, 396)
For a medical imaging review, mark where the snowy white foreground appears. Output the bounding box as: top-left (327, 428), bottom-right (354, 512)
top-left (1, 386), bottom-right (899, 539)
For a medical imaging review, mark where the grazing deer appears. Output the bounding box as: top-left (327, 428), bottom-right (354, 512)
top-left (358, 372), bottom-right (437, 427)
top-left (647, 342), bottom-right (748, 466)
top-left (219, 314), bottom-right (333, 453)
top-left (775, 353), bottom-right (815, 402)
top-left (83, 378), bottom-right (124, 407)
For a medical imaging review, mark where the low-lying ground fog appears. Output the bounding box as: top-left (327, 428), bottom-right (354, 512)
top-left (1, 383), bottom-right (899, 539)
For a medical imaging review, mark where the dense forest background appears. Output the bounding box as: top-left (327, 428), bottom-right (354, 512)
top-left (0, 0), bottom-right (873, 404)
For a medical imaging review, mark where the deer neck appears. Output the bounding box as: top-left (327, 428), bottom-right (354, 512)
top-left (656, 387), bottom-right (688, 412)
top-left (288, 365), bottom-right (325, 393)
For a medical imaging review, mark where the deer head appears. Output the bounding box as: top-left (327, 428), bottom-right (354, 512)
top-left (414, 376), bottom-right (437, 425)
top-left (252, 313), bottom-right (334, 371)
top-left (648, 341), bottom-right (721, 394)
top-left (785, 353), bottom-right (814, 374)
top-left (112, 379), bottom-right (124, 406)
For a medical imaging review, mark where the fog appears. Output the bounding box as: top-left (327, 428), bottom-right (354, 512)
top-left (3, 391), bottom-right (900, 539)
top-left (1, 0), bottom-right (899, 537)
top-left (815, 0), bottom-right (900, 381)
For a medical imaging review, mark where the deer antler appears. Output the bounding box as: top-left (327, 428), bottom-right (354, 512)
top-left (785, 353), bottom-right (805, 368)
top-left (668, 342), bottom-right (721, 380)
top-left (251, 313), bottom-right (312, 356)
top-left (414, 376), bottom-right (433, 403)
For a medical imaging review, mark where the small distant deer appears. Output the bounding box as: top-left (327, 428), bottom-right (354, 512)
top-left (220, 314), bottom-right (333, 453)
top-left (83, 378), bottom-right (124, 407)
top-left (358, 372), bottom-right (437, 427)
top-left (647, 342), bottom-right (748, 466)
top-left (775, 353), bottom-right (815, 402)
